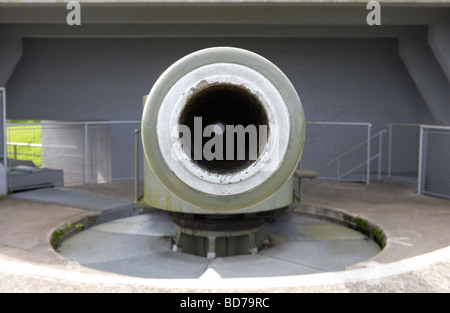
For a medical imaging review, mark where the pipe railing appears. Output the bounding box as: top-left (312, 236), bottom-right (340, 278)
top-left (306, 122), bottom-right (373, 184)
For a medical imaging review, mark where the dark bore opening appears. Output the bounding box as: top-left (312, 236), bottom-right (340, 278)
top-left (178, 84), bottom-right (269, 174)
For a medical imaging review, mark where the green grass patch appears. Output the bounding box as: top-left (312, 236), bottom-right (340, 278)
top-left (50, 222), bottom-right (84, 249)
top-left (6, 121), bottom-right (42, 167)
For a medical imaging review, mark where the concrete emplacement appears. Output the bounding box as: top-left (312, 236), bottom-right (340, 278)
top-left (56, 47), bottom-right (383, 275)
top-left (5, 179), bottom-right (450, 292)
top-left (55, 204), bottom-right (383, 279)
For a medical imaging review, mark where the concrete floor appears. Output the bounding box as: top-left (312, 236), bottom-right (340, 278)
top-left (0, 179), bottom-right (449, 292)
top-left (57, 211), bottom-right (381, 279)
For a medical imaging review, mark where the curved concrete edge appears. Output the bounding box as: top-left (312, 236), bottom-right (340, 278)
top-left (295, 204), bottom-right (387, 247)
top-left (49, 204), bottom-right (153, 250)
top-left (0, 245), bottom-right (449, 291)
top-left (42, 203), bottom-right (391, 290)
top-left (3, 197), bottom-right (446, 291)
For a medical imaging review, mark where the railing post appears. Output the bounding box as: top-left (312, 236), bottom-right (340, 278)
top-left (378, 131), bottom-right (383, 180)
top-left (1, 88), bottom-right (6, 169)
top-left (366, 125), bottom-right (371, 184)
top-left (417, 125), bottom-right (424, 195)
top-left (337, 158), bottom-right (340, 182)
top-left (134, 128), bottom-right (141, 203)
top-left (84, 122), bottom-right (89, 184)
top-left (388, 123), bottom-right (392, 179)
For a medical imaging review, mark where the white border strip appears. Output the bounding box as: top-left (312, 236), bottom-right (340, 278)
top-left (1, 246), bottom-right (449, 290)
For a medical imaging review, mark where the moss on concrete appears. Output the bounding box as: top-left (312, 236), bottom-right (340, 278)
top-left (50, 218), bottom-right (92, 249)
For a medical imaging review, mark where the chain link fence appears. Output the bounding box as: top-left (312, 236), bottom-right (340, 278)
top-left (0, 88), bottom-right (6, 195)
top-left (388, 123), bottom-right (450, 200)
top-left (388, 123), bottom-right (421, 184)
top-left (6, 121), bottom-right (143, 191)
top-left (3, 119), bottom-right (395, 193)
top-left (0, 88), bottom-right (6, 168)
top-left (419, 125), bottom-right (450, 199)
top-left (301, 122), bottom-right (373, 183)
top-left (7, 123), bottom-right (42, 168)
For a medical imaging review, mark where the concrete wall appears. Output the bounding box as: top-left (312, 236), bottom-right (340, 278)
top-left (0, 3), bottom-right (448, 189)
top-left (0, 36), bottom-right (22, 87)
top-left (5, 37), bottom-right (438, 177)
top-left (7, 37), bottom-right (435, 130)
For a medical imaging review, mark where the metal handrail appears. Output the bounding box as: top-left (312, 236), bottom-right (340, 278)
top-left (387, 123), bottom-right (450, 198)
top-left (6, 120), bottom-right (141, 127)
top-left (134, 128), bottom-right (141, 203)
top-left (1, 88), bottom-right (6, 167)
top-left (316, 134), bottom-right (371, 173)
top-left (316, 129), bottom-right (386, 183)
top-left (336, 130), bottom-right (386, 181)
top-left (306, 121), bottom-right (372, 127)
